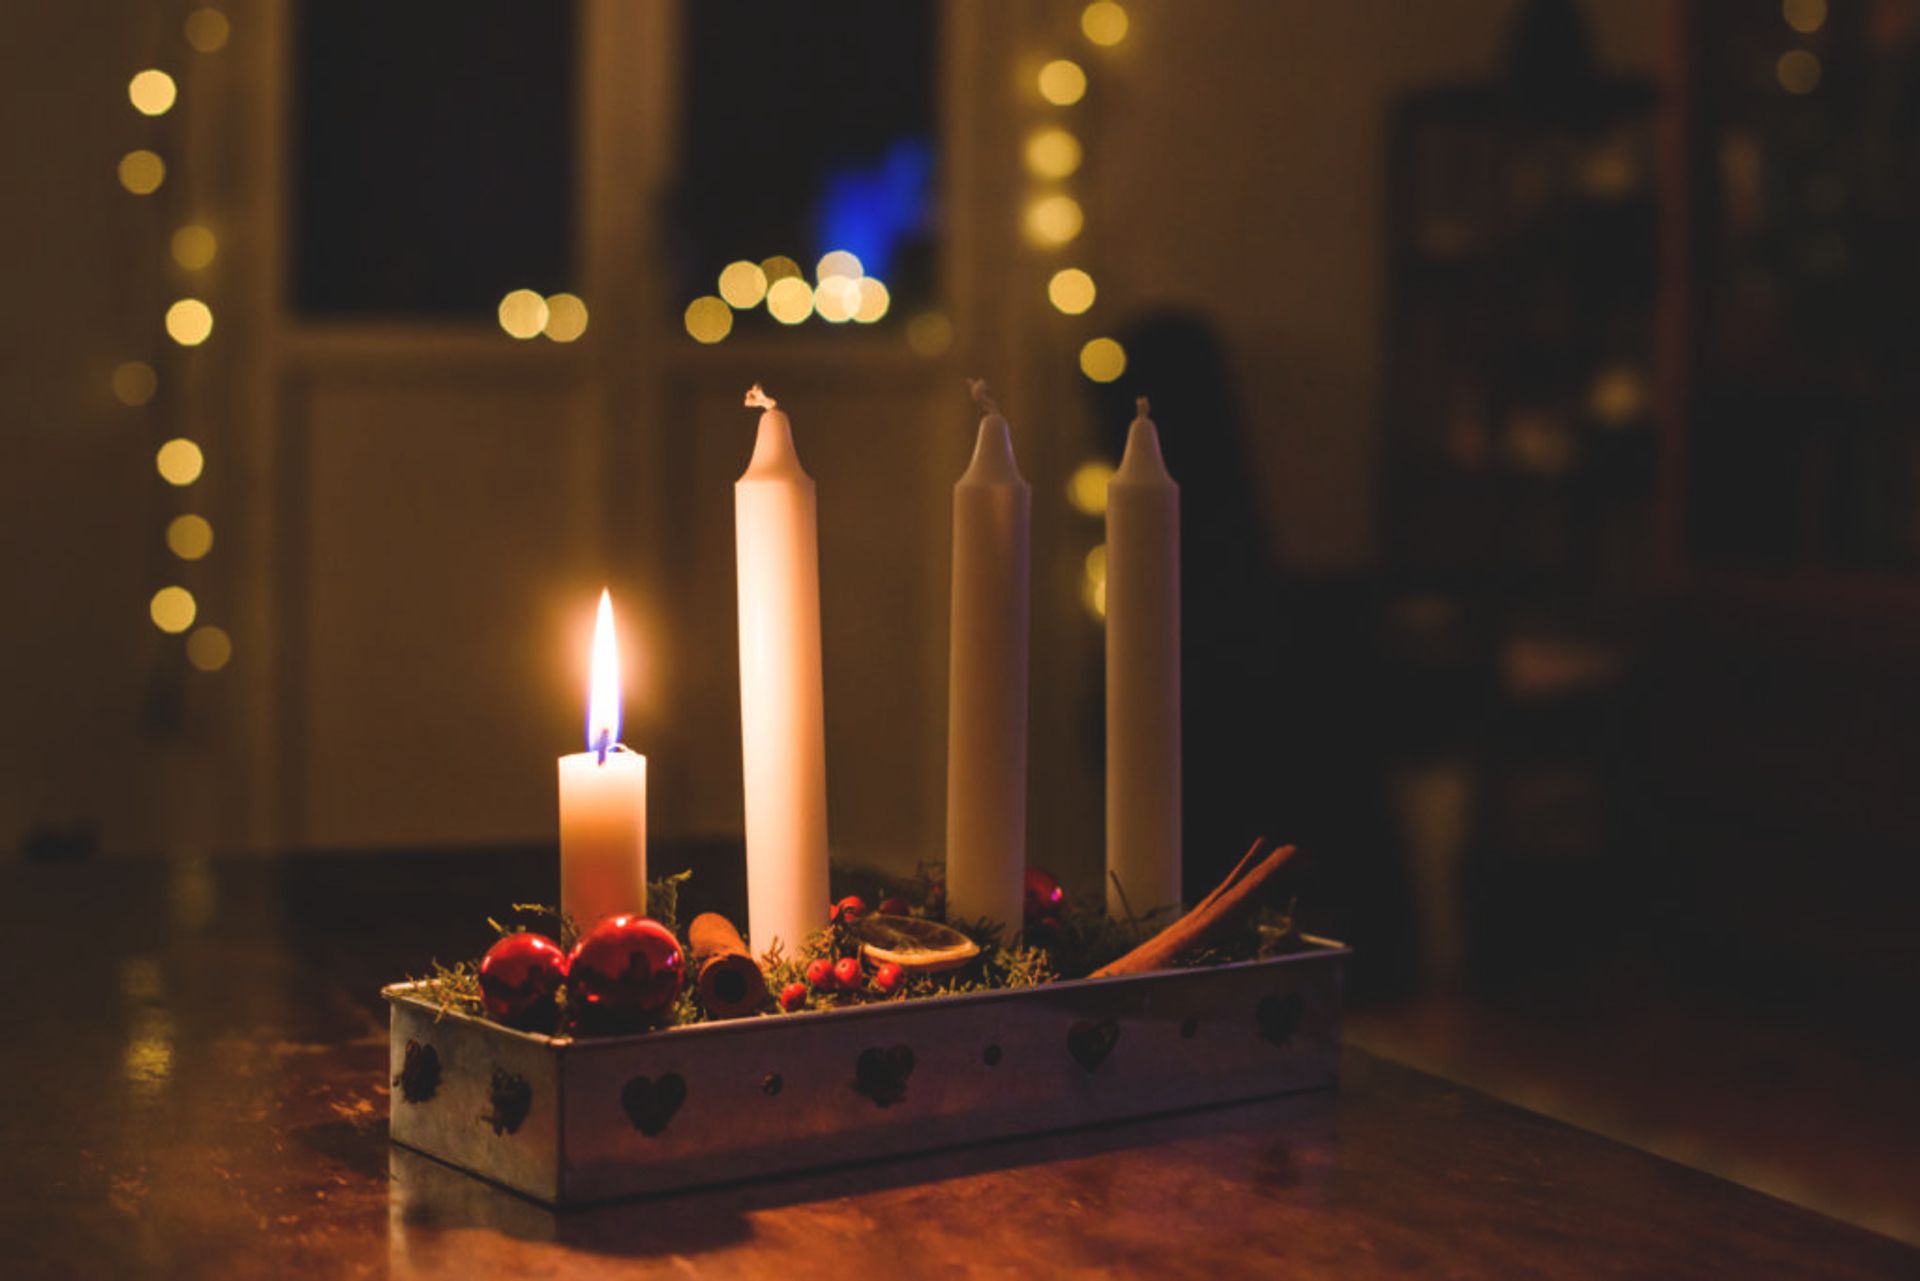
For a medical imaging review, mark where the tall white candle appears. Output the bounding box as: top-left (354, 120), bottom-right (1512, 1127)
top-left (1105, 396), bottom-right (1182, 919)
top-left (736, 385), bottom-right (831, 955)
top-left (945, 380), bottom-right (1031, 931)
top-left (558, 589), bottom-right (647, 928)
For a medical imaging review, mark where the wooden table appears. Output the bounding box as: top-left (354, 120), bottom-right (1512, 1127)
top-left (3, 850), bottom-right (1913, 1279)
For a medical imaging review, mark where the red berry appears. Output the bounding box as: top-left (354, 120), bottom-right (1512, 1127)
top-left (565, 915), bottom-right (685, 1028)
top-left (477, 932), bottom-right (568, 1027)
top-left (830, 895), bottom-right (868, 926)
top-left (876, 895), bottom-right (910, 916)
top-left (779, 981), bottom-right (807, 1011)
top-left (805, 957), bottom-right (837, 990)
top-left (872, 961), bottom-right (905, 995)
top-left (1024, 867), bottom-right (1067, 923)
top-left (833, 956), bottom-right (863, 989)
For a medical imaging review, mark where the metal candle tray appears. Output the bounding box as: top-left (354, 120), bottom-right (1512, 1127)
top-left (383, 936), bottom-right (1346, 1206)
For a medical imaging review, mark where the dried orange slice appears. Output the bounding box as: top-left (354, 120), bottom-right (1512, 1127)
top-left (851, 914), bottom-right (980, 974)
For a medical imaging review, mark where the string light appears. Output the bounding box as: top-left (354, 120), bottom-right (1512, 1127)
top-left (854, 277), bottom-right (891, 323)
top-left (543, 292), bottom-right (589, 342)
top-left (1079, 336), bottom-right (1127, 382)
top-left (1081, 2), bottom-right (1130, 47)
top-left (165, 298), bottom-right (214, 346)
top-left (1037, 59), bottom-right (1087, 106)
top-left (111, 361), bottom-right (157, 406)
top-left (813, 275), bottom-right (860, 323)
top-left (766, 277), bottom-right (814, 325)
top-left (1066, 461), bottom-right (1114, 515)
top-left (906, 311), bottom-right (952, 356)
top-left (683, 295), bottom-right (733, 343)
top-left (155, 438), bottom-right (204, 486)
top-left (166, 514), bottom-right (214, 560)
top-left (184, 8), bottom-right (231, 53)
top-left (816, 250), bottom-right (864, 281)
top-left (761, 255), bottom-right (803, 284)
top-left (1048, 268), bottom-right (1097, 315)
top-left (719, 260), bottom-right (768, 309)
top-left (1777, 49), bottom-right (1820, 94)
top-left (118, 150), bottom-right (166, 195)
top-left (1024, 194), bottom-right (1084, 246)
top-left (1782, 0), bottom-right (1826, 33)
top-left (170, 224), bottom-right (217, 271)
top-left (186, 626), bottom-right (232, 671)
top-left (149, 586), bottom-right (197, 634)
top-left (1025, 128), bottom-right (1082, 179)
top-left (128, 70), bottom-right (178, 116)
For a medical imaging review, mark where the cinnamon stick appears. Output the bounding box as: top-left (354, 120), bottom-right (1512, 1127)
top-left (1091, 841), bottom-right (1298, 978)
top-left (688, 912), bottom-right (768, 1017)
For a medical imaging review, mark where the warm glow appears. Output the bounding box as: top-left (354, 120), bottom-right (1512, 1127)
top-left (1588, 365), bottom-right (1647, 426)
top-left (1025, 128), bottom-right (1083, 179)
top-left (111, 361), bottom-right (157, 406)
top-left (497, 289), bottom-right (548, 339)
top-left (128, 70), bottom-right (178, 116)
top-left (813, 275), bottom-right (860, 323)
top-left (1782, 0), bottom-right (1826, 34)
top-left (1066, 460), bottom-right (1114, 515)
top-left (1777, 49), bottom-right (1821, 94)
top-left (1038, 59), bottom-right (1088, 106)
top-left (1048, 267), bottom-right (1097, 314)
top-left (155, 438), bottom-right (204, 486)
top-left (543, 292), bottom-right (589, 342)
top-left (166, 514), bottom-right (214, 560)
top-left (118, 150), bottom-right (165, 195)
top-left (854, 277), bottom-right (891, 323)
top-left (170, 224), bottom-right (217, 271)
top-left (1081, 544), bottom-right (1108, 620)
top-left (1081, 2), bottom-right (1130, 46)
top-left (762, 255), bottom-right (803, 283)
top-left (906, 311), bottom-right (952, 356)
top-left (186, 625), bottom-right (232, 671)
top-left (719, 260), bottom-right (768, 309)
top-left (150, 586), bottom-right (196, 634)
top-left (1025, 194), bottom-right (1084, 246)
top-left (586, 589), bottom-right (621, 752)
top-left (1080, 336), bottom-right (1127, 382)
top-left (816, 250), bottom-right (864, 281)
top-left (185, 7), bottom-right (232, 53)
top-left (165, 298), bottom-right (213, 346)
top-left (683, 295), bottom-right (733, 343)
top-left (767, 276), bottom-right (814, 325)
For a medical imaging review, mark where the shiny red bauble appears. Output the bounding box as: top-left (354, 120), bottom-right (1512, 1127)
top-left (805, 957), bottom-right (837, 990)
top-left (830, 895), bottom-right (867, 926)
top-left (832, 956), bottom-right (864, 989)
top-left (477, 932), bottom-right (569, 1027)
top-left (872, 961), bottom-right (905, 995)
top-left (1024, 867), bottom-right (1067, 923)
top-left (779, 982), bottom-right (808, 1011)
top-left (565, 915), bottom-right (685, 1025)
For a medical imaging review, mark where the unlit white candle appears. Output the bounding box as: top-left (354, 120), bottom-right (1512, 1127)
top-left (1105, 397), bottom-right (1182, 919)
top-left (558, 590), bottom-right (647, 928)
top-left (736, 385), bottom-right (831, 955)
top-left (944, 380), bottom-right (1030, 930)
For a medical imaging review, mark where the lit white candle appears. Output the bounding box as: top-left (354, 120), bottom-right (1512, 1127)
top-left (1105, 396), bottom-right (1181, 918)
top-left (557, 590), bottom-right (647, 928)
top-left (736, 386), bottom-right (830, 955)
top-left (945, 379), bottom-right (1030, 930)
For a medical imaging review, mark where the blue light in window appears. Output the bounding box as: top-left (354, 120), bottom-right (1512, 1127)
top-left (815, 138), bottom-right (934, 282)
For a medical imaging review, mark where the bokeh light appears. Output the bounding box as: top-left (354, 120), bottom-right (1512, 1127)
top-left (1079, 336), bottom-right (1127, 383)
top-left (1025, 194), bottom-right (1085, 247)
top-left (719, 260), bottom-right (768, 309)
top-left (1025, 128), bottom-right (1083, 179)
top-left (128, 70), bottom-right (178, 117)
top-left (149, 586), bottom-right (197, 634)
top-left (906, 311), bottom-right (953, 356)
top-left (111, 361), bottom-right (157, 407)
top-left (186, 625), bottom-right (232, 671)
top-left (767, 277), bottom-right (814, 325)
top-left (1081, 544), bottom-right (1108, 620)
top-left (170, 224), bottom-right (217, 271)
top-left (816, 250), bottom-right (864, 281)
top-left (543, 292), bottom-right (589, 342)
top-left (1048, 267), bottom-right (1097, 315)
top-left (813, 275), bottom-right (860, 323)
top-left (1066, 460), bottom-right (1114, 515)
top-left (118, 150), bottom-right (166, 195)
top-left (1782, 0), bottom-right (1827, 34)
top-left (155, 438), bottom-right (204, 486)
top-left (1038, 59), bottom-right (1087, 106)
top-left (166, 514), bottom-right (214, 560)
top-left (854, 277), bottom-right (891, 324)
top-left (762, 255), bottom-right (803, 284)
top-left (165, 299), bottom-right (214, 346)
top-left (683, 295), bottom-right (733, 343)
top-left (1081, 2), bottom-right (1130, 46)
top-left (1777, 49), bottom-right (1821, 94)
top-left (497, 289), bottom-right (548, 339)
top-left (185, 8), bottom-right (232, 53)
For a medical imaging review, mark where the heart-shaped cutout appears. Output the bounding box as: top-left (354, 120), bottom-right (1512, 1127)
top-left (483, 1068), bottom-right (532, 1136)
top-left (1067, 1017), bottom-right (1120, 1073)
top-left (621, 1072), bottom-right (687, 1137)
top-left (1257, 992), bottom-right (1305, 1047)
top-left (853, 1045), bottom-right (915, 1108)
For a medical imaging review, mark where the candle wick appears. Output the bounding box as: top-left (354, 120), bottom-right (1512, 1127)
top-left (1135, 395), bottom-right (1151, 420)
top-left (595, 729), bottom-right (611, 765)
top-left (967, 377), bottom-right (1000, 417)
top-left (744, 384), bottom-right (777, 412)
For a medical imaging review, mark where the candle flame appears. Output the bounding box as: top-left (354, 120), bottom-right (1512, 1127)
top-left (587, 589), bottom-right (620, 757)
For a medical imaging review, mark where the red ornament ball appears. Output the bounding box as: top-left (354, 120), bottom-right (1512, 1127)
top-left (830, 895), bottom-right (868, 926)
top-left (872, 961), bottom-right (905, 995)
top-left (566, 915), bottom-right (685, 1024)
top-left (805, 957), bottom-right (837, 990)
top-left (478, 932), bottom-right (568, 1026)
top-left (1024, 867), bottom-right (1067, 923)
top-left (779, 981), bottom-right (808, 1011)
top-left (833, 956), bottom-right (864, 989)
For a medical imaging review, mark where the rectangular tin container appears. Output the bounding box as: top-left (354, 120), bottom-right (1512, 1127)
top-left (384, 936), bottom-right (1347, 1205)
